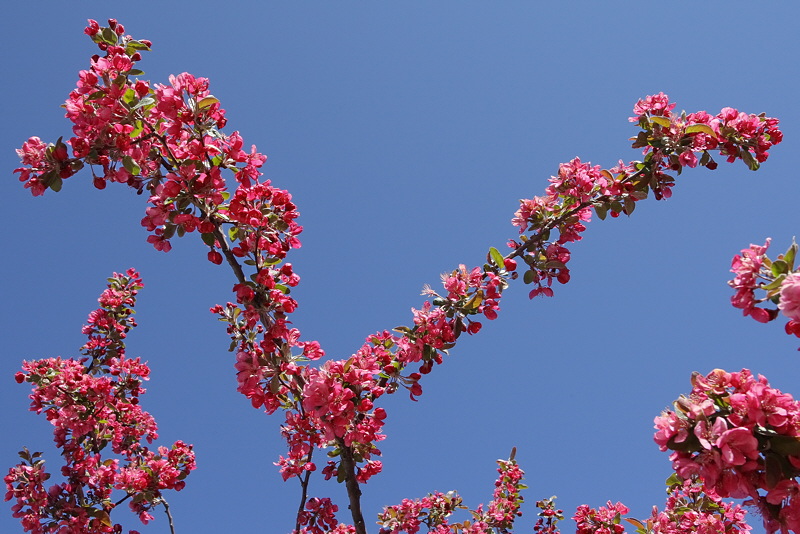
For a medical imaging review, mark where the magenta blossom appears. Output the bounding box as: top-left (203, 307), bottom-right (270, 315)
top-left (779, 272), bottom-right (800, 321)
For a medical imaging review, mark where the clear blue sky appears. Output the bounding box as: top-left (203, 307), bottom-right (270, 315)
top-left (2, 3), bottom-right (799, 533)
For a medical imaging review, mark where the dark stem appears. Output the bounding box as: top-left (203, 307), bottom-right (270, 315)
top-left (337, 439), bottom-right (367, 534)
top-left (162, 498), bottom-right (177, 534)
top-left (294, 448), bottom-right (314, 533)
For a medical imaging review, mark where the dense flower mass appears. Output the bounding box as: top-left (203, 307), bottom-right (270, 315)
top-left (654, 368), bottom-right (800, 533)
top-left (574, 501), bottom-right (629, 534)
top-left (570, 477), bottom-right (752, 534)
top-left (377, 457), bottom-right (525, 534)
top-left (5, 270), bottom-right (194, 533)
top-left (13, 19), bottom-right (790, 534)
top-left (728, 238), bottom-right (800, 345)
top-left (729, 239), bottom-right (774, 323)
top-left (645, 478), bottom-right (751, 534)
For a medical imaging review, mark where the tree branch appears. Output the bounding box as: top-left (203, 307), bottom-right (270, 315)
top-left (337, 439), bottom-right (367, 534)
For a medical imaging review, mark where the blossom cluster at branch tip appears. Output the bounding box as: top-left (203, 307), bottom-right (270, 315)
top-left (13, 20), bottom-right (789, 534)
top-left (572, 476), bottom-right (752, 534)
top-left (5, 270), bottom-right (195, 533)
top-left (654, 368), bottom-right (800, 533)
top-left (377, 456), bottom-right (525, 533)
top-left (534, 496), bottom-right (564, 534)
top-left (512, 92), bottom-right (781, 300)
top-left (728, 238), bottom-right (800, 346)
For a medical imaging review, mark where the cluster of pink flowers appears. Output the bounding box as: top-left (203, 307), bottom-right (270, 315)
top-left (644, 478), bottom-right (751, 534)
top-left (511, 92), bottom-right (782, 300)
top-left (473, 457), bottom-right (526, 530)
top-left (13, 20), bottom-right (790, 534)
top-left (377, 492), bottom-right (464, 534)
top-left (376, 457), bottom-right (525, 534)
top-left (571, 477), bottom-right (752, 534)
top-left (574, 501), bottom-right (629, 534)
top-left (5, 270), bottom-right (195, 533)
top-left (729, 239), bottom-right (775, 323)
top-left (728, 239), bottom-right (800, 342)
top-left (654, 368), bottom-right (800, 532)
top-left (533, 496), bottom-right (564, 534)
top-left (295, 497), bottom-right (356, 534)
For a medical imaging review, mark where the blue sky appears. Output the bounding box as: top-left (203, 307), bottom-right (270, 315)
top-left (2, 2), bottom-right (799, 533)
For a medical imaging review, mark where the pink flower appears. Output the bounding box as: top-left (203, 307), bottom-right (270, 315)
top-left (729, 239), bottom-right (772, 321)
top-left (716, 427), bottom-right (759, 466)
top-left (678, 149), bottom-right (698, 168)
top-left (779, 272), bottom-right (800, 321)
top-left (630, 92), bottom-right (675, 121)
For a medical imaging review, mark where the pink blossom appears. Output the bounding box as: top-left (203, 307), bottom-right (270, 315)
top-left (716, 427), bottom-right (759, 466)
top-left (630, 92), bottom-right (675, 121)
top-left (779, 272), bottom-right (800, 321)
top-left (729, 239), bottom-right (772, 321)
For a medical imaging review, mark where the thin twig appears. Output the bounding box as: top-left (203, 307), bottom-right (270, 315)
top-left (162, 498), bottom-right (176, 534)
top-left (294, 448), bottom-right (314, 533)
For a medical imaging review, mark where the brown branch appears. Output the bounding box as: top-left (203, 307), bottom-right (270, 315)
top-left (337, 439), bottom-right (367, 534)
top-left (162, 498), bottom-right (177, 534)
top-left (294, 448), bottom-right (314, 533)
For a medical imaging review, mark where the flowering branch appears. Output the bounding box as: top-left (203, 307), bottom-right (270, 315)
top-left (5, 270), bottom-right (195, 533)
top-left (11, 18), bottom-right (787, 534)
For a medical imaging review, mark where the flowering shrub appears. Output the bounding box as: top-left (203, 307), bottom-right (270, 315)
top-left (5, 270), bottom-right (195, 534)
top-left (9, 17), bottom-right (797, 534)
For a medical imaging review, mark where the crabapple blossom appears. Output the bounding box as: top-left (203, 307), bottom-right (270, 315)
top-left (5, 271), bottom-right (194, 533)
top-left (654, 368), bottom-right (800, 533)
top-left (377, 457), bottom-right (525, 534)
top-left (779, 273), bottom-right (800, 322)
top-left (728, 238), bottom-right (800, 345)
top-left (13, 18), bottom-right (789, 534)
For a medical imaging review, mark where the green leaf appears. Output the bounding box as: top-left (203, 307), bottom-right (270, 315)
top-left (100, 27), bottom-right (117, 46)
top-left (130, 120), bottom-right (144, 138)
top-left (650, 116), bottom-right (671, 128)
top-left (198, 96), bottom-right (220, 109)
top-left (771, 259), bottom-right (789, 277)
top-left (127, 69), bottom-right (145, 76)
top-left (762, 274), bottom-right (786, 291)
top-left (201, 233), bottom-right (216, 247)
top-left (595, 202), bottom-right (608, 221)
top-left (523, 270), bottom-right (536, 284)
top-left (132, 96), bottom-right (155, 110)
top-left (127, 40), bottom-right (151, 51)
top-left (765, 452), bottom-right (784, 489)
top-left (740, 149), bottom-right (760, 171)
top-left (488, 247), bottom-right (505, 268)
top-left (785, 241), bottom-right (798, 270)
top-left (770, 435), bottom-right (800, 456)
top-left (274, 283), bottom-right (289, 294)
top-left (685, 124), bottom-right (715, 136)
top-left (623, 196), bottom-right (636, 216)
top-left (49, 176), bottom-right (62, 192)
top-left (463, 290), bottom-right (484, 310)
top-left (122, 88), bottom-right (137, 105)
top-left (122, 155), bottom-right (140, 175)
